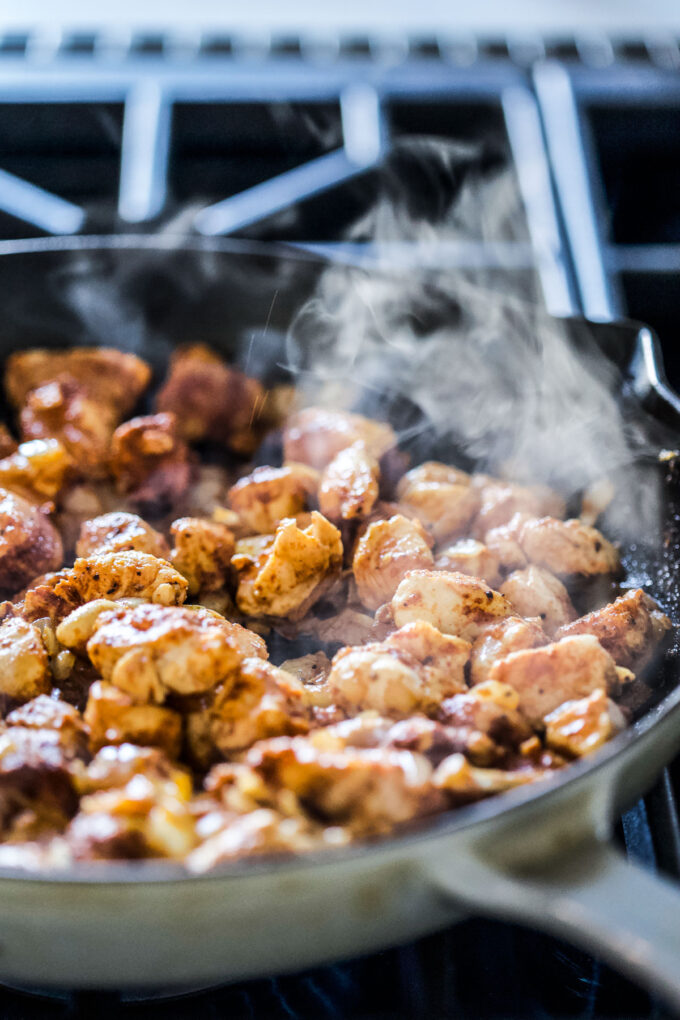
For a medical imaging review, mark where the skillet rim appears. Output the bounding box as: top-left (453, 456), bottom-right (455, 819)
top-left (0, 232), bottom-right (677, 885)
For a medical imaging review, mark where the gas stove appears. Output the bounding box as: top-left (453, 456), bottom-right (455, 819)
top-left (0, 26), bottom-right (679, 1019)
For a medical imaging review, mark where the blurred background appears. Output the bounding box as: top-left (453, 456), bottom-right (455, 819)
top-left (2, 1), bottom-right (680, 1017)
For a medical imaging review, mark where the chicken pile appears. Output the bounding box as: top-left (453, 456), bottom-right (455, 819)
top-left (0, 343), bottom-right (670, 872)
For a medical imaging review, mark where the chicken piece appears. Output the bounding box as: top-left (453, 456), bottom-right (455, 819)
top-left (397, 462), bottom-right (479, 543)
top-left (0, 618), bottom-right (51, 704)
top-left (109, 413), bottom-right (191, 514)
top-left (280, 651), bottom-right (331, 690)
top-left (392, 569), bottom-right (513, 641)
top-left (19, 376), bottom-right (116, 479)
top-left (518, 517), bottom-right (619, 576)
top-left (84, 680), bottom-right (183, 758)
top-left (289, 606), bottom-right (379, 647)
top-left (185, 658), bottom-right (310, 766)
top-left (353, 514), bottom-right (434, 611)
top-left (433, 753), bottom-right (543, 800)
top-left (169, 517), bottom-right (234, 596)
top-left (234, 511), bottom-right (342, 619)
top-left (500, 566), bottom-right (576, 636)
top-left (325, 622), bottom-right (469, 717)
top-left (4, 696), bottom-right (88, 778)
top-left (55, 551), bottom-right (188, 608)
top-left (469, 615), bottom-right (547, 686)
top-left (187, 808), bottom-right (325, 871)
top-left (228, 463), bottom-right (319, 535)
top-left (0, 439), bottom-right (73, 504)
top-left (318, 442), bottom-right (379, 523)
top-left (76, 512), bottom-right (170, 560)
top-left (247, 736), bottom-right (443, 833)
top-left (488, 634), bottom-right (619, 727)
top-left (473, 478), bottom-right (565, 535)
top-left (283, 407), bottom-right (396, 470)
top-left (0, 744), bottom-right (79, 841)
top-left (483, 513), bottom-right (530, 572)
top-left (77, 742), bottom-right (186, 794)
top-left (86, 604), bottom-right (248, 703)
top-left (0, 487), bottom-right (63, 591)
top-left (5, 347), bottom-right (151, 419)
top-left (554, 588), bottom-right (671, 672)
top-left (68, 769), bottom-right (196, 861)
top-left (155, 343), bottom-right (265, 454)
top-left (438, 685), bottom-right (532, 763)
top-left (435, 539), bottom-right (501, 587)
top-left (543, 689), bottom-right (626, 759)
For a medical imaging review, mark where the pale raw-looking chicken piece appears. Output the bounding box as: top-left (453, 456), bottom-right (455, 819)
top-left (469, 615), bottom-right (547, 686)
top-left (0, 618), bottom-right (51, 703)
top-left (246, 735), bottom-right (444, 833)
top-left (483, 513), bottom-right (531, 571)
top-left (84, 680), bottom-right (183, 758)
top-left (487, 634), bottom-right (619, 727)
top-left (228, 463), bottom-right (319, 535)
top-left (518, 516), bottom-right (619, 576)
top-left (76, 512), bottom-right (170, 560)
top-left (353, 513), bottom-right (434, 611)
top-left (234, 511), bottom-right (342, 619)
top-left (109, 413), bottom-right (191, 512)
top-left (397, 462), bottom-right (479, 543)
top-left (392, 569), bottom-right (513, 641)
top-left (555, 588), bottom-right (671, 671)
top-left (435, 539), bottom-right (501, 587)
top-left (53, 551), bottom-right (188, 610)
top-left (185, 658), bottom-right (310, 766)
top-left (318, 442), bottom-right (379, 523)
top-left (86, 604), bottom-right (253, 703)
top-left (324, 621), bottom-right (469, 717)
top-left (0, 487), bottom-right (63, 592)
top-left (500, 566), bottom-right (576, 636)
top-left (169, 517), bottom-right (235, 596)
top-left (155, 343), bottom-right (266, 455)
top-left (543, 689), bottom-right (626, 758)
top-left (5, 347), bottom-right (151, 419)
top-left (472, 477), bottom-right (565, 535)
top-left (283, 407), bottom-right (396, 470)
top-left (0, 439), bottom-right (73, 504)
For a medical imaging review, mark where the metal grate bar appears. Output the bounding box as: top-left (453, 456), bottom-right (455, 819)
top-left (118, 81), bottom-right (171, 222)
top-left (0, 167), bottom-right (85, 234)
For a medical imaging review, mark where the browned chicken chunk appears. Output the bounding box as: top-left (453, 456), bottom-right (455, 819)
top-left (500, 566), bottom-right (576, 636)
top-left (543, 689), bottom-right (626, 758)
top-left (0, 618), bottom-right (51, 703)
top-left (283, 407), bottom-right (396, 470)
top-left (392, 569), bottom-right (513, 640)
top-left (0, 487), bottom-right (63, 591)
top-left (353, 514), bottom-right (434, 611)
top-left (228, 463), bottom-right (318, 535)
top-left (318, 442), bottom-right (379, 523)
top-left (84, 680), bottom-right (183, 758)
top-left (518, 517), bottom-right (619, 576)
top-left (169, 517), bottom-right (235, 596)
top-left (76, 511), bottom-right (170, 560)
top-left (109, 413), bottom-right (191, 513)
top-left (397, 462), bottom-right (479, 542)
top-left (0, 438), bottom-right (73, 504)
top-left (469, 615), bottom-right (547, 686)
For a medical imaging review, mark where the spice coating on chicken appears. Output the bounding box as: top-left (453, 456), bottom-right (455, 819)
top-left (0, 439), bottom-right (73, 504)
top-left (76, 512), bottom-right (170, 560)
top-left (353, 514), bottom-right (434, 611)
top-left (109, 413), bottom-right (191, 512)
top-left (0, 618), bottom-right (51, 703)
top-left (469, 616), bottom-right (547, 687)
top-left (169, 517), bottom-right (234, 596)
top-left (234, 511), bottom-right (342, 619)
top-left (84, 681), bottom-right (183, 758)
top-left (397, 462), bottom-right (480, 543)
top-left (518, 517), bottom-right (619, 576)
top-left (228, 463), bottom-right (319, 535)
top-left (318, 443), bottom-right (379, 523)
top-left (392, 569), bottom-right (513, 641)
top-left (501, 566), bottom-right (576, 636)
top-left (283, 407), bottom-right (396, 470)
top-left (0, 487), bottom-right (63, 592)
top-left (55, 551), bottom-right (188, 609)
top-left (543, 689), bottom-right (626, 758)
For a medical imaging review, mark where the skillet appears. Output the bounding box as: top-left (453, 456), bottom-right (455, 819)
top-left (0, 235), bottom-right (680, 1006)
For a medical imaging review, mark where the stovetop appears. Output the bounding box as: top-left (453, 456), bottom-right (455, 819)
top-left (0, 27), bottom-right (679, 1019)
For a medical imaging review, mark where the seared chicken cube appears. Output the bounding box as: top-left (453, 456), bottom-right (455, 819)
top-left (484, 513), bottom-right (531, 571)
top-left (86, 604), bottom-right (249, 703)
top-left (55, 551), bottom-right (188, 608)
top-left (228, 463), bottom-right (318, 535)
top-left (187, 808), bottom-right (324, 872)
top-left (438, 685), bottom-right (532, 763)
top-left (392, 569), bottom-right (512, 641)
top-left (109, 413), bottom-right (191, 513)
top-left (519, 517), bottom-right (619, 576)
top-left (488, 634), bottom-right (619, 727)
top-left (473, 478), bottom-right (565, 535)
top-left (433, 753), bottom-right (543, 799)
top-left (5, 347), bottom-right (151, 419)
top-left (185, 658), bottom-right (310, 765)
top-left (318, 442), bottom-right (379, 523)
top-left (76, 511), bottom-right (170, 560)
top-left (0, 619), bottom-right (51, 703)
top-left (435, 539), bottom-right (501, 587)
top-left (77, 742), bottom-right (186, 794)
top-left (0, 487), bottom-right (63, 591)
top-left (469, 615), bottom-right (547, 686)
top-left (543, 689), bottom-right (626, 758)
top-left (397, 462), bottom-right (479, 542)
top-left (353, 513), bottom-right (434, 611)
top-left (247, 735), bottom-right (443, 833)
top-left (555, 588), bottom-right (671, 671)
top-left (169, 517), bottom-right (235, 596)
top-left (155, 343), bottom-right (265, 454)
top-left (283, 407), bottom-right (396, 470)
top-left (84, 680), bottom-right (183, 758)
top-left (0, 438), bottom-right (73, 504)
top-left (234, 511), bottom-right (342, 619)
top-left (325, 621), bottom-right (469, 716)
top-left (500, 566), bottom-right (576, 636)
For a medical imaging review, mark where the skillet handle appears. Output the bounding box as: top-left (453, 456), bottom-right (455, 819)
top-left (427, 838), bottom-right (680, 1012)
